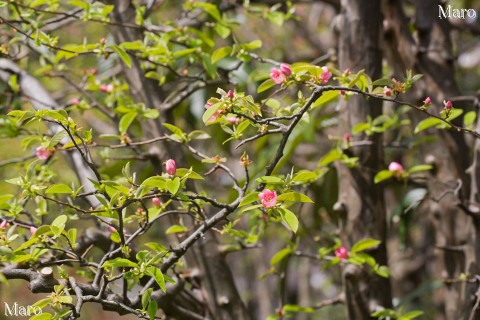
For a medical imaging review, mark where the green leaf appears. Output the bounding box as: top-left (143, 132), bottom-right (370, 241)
top-left (141, 288), bottom-right (153, 311)
top-left (239, 192), bottom-right (260, 207)
top-left (277, 192), bottom-right (313, 203)
top-left (212, 46), bottom-right (232, 63)
top-left (311, 90), bottom-right (339, 109)
top-left (257, 79), bottom-right (276, 93)
top-left (102, 258), bottom-right (138, 268)
top-left (165, 225), bottom-right (187, 234)
top-left (119, 112), bottom-right (138, 134)
top-left (176, 168), bottom-right (204, 180)
top-left (110, 45), bottom-right (132, 68)
top-left (351, 238), bottom-right (381, 254)
top-left (242, 40), bottom-right (262, 50)
top-left (32, 298), bottom-right (53, 309)
top-left (30, 312), bottom-right (53, 320)
top-left (270, 248), bottom-right (291, 266)
top-left (51, 215), bottom-right (67, 237)
top-left (292, 171), bottom-right (317, 183)
top-left (374, 170), bottom-right (394, 184)
top-left (48, 131), bottom-right (68, 148)
top-left (282, 304), bottom-right (314, 313)
top-left (147, 266), bottom-right (166, 292)
top-left (256, 176), bottom-right (284, 184)
top-left (147, 299), bottom-right (158, 320)
top-left (163, 123), bottom-right (184, 136)
top-left (319, 149), bottom-right (342, 166)
top-left (278, 207), bottom-right (299, 233)
top-left (188, 130), bottom-right (211, 140)
top-left (166, 177), bottom-right (180, 195)
top-left (407, 164), bottom-right (432, 174)
top-left (446, 108), bottom-right (463, 121)
top-left (399, 311), bottom-right (424, 320)
top-left (46, 184), bottom-right (73, 194)
top-left (141, 176), bottom-right (166, 189)
top-left (464, 111), bottom-right (477, 127)
top-left (203, 102), bottom-right (222, 124)
top-left (414, 117), bottom-right (444, 133)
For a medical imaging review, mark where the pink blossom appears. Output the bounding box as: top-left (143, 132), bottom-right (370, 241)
top-left (100, 37), bottom-right (107, 44)
top-left (280, 63), bottom-right (292, 76)
top-left (344, 133), bottom-right (351, 144)
top-left (152, 197), bottom-right (161, 207)
top-left (108, 226), bottom-right (116, 233)
top-left (335, 246), bottom-right (349, 260)
top-left (444, 100), bottom-right (453, 110)
top-left (100, 83), bottom-right (113, 93)
top-left (320, 66), bottom-right (332, 84)
top-left (259, 189), bottom-right (277, 208)
top-left (270, 68), bottom-right (286, 84)
top-left (36, 147), bottom-right (53, 160)
top-left (227, 117), bottom-right (239, 125)
top-left (392, 77), bottom-right (399, 83)
top-left (71, 98), bottom-right (80, 105)
top-left (388, 162), bottom-right (404, 172)
top-left (0, 220), bottom-right (8, 229)
top-left (30, 226), bottom-right (37, 235)
top-left (204, 101), bottom-right (220, 122)
top-left (165, 159), bottom-right (176, 175)
top-left (136, 208), bottom-right (143, 213)
top-left (423, 97), bottom-right (431, 105)
top-left (343, 68), bottom-right (351, 76)
top-left (384, 87), bottom-right (392, 96)
top-left (227, 90), bottom-right (234, 99)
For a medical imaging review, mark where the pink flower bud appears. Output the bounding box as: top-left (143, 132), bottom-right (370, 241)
top-left (152, 197), bottom-right (161, 207)
top-left (320, 66), bottom-right (332, 84)
top-left (424, 97), bottom-right (431, 105)
top-left (71, 98), bottom-right (80, 105)
top-left (280, 63), bottom-right (292, 76)
top-left (270, 68), bottom-right (286, 84)
top-left (258, 189), bottom-right (277, 208)
top-left (136, 208), bottom-right (143, 213)
top-left (340, 89), bottom-right (346, 95)
top-left (343, 68), bottom-right (351, 76)
top-left (100, 83), bottom-right (113, 93)
top-left (100, 37), bottom-right (107, 44)
top-left (227, 117), bottom-right (239, 125)
top-left (30, 226), bottom-right (37, 235)
top-left (388, 161), bottom-right (404, 172)
top-left (444, 100), bottom-right (453, 110)
top-left (165, 159), bottom-right (176, 175)
top-left (384, 87), bottom-right (392, 97)
top-left (335, 246), bottom-right (349, 260)
top-left (108, 226), bottom-right (116, 233)
top-left (392, 77), bottom-right (398, 83)
top-left (36, 147), bottom-right (53, 160)
top-left (0, 220), bottom-right (8, 229)
top-left (204, 102), bottom-right (212, 109)
top-left (344, 133), bottom-right (351, 144)
top-left (227, 90), bottom-right (234, 99)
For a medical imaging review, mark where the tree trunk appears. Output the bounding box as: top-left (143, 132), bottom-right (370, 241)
top-left (335, 0), bottom-right (392, 318)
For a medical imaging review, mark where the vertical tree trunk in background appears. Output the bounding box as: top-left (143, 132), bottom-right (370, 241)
top-left (335, 0), bottom-right (392, 318)
top-left (383, 1), bottom-right (477, 318)
top-left (107, 2), bottom-right (250, 319)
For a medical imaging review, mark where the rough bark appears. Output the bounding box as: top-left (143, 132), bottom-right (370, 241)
top-left (335, 0), bottom-right (392, 318)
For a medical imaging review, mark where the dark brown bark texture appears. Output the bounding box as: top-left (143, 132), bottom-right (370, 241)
top-left (335, 0), bottom-right (392, 318)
